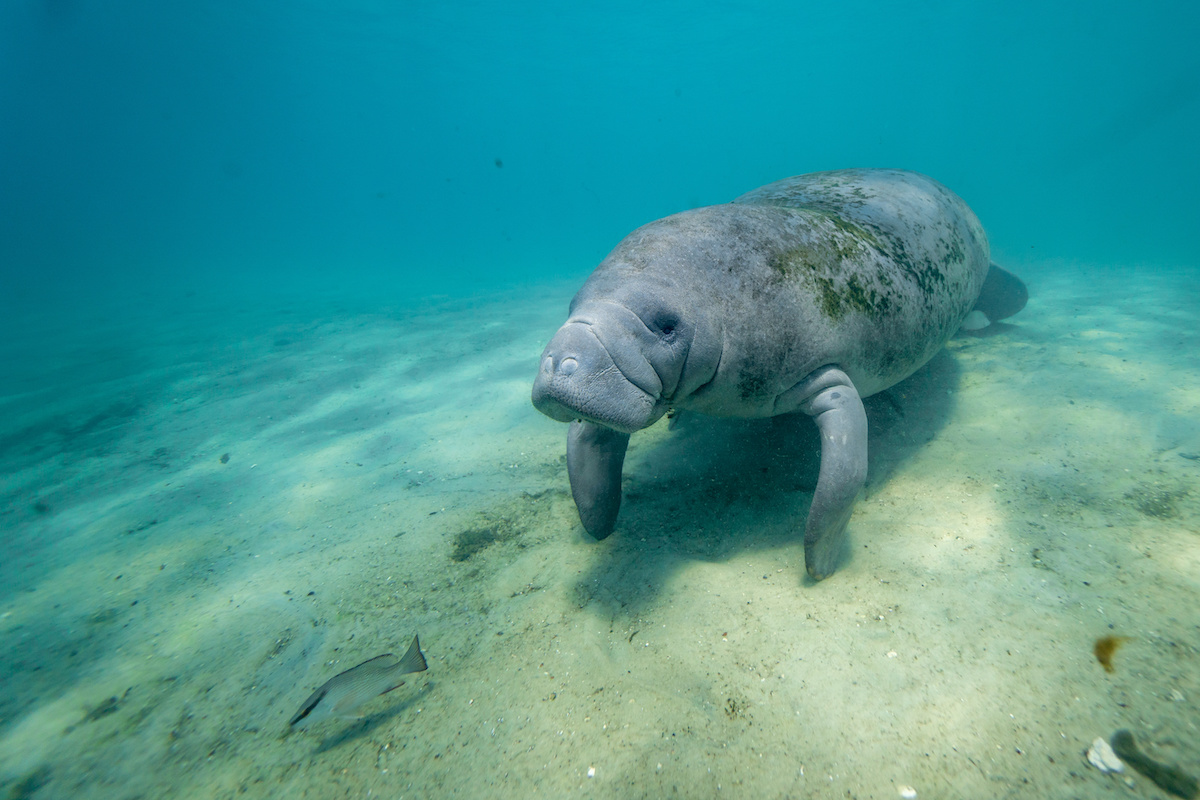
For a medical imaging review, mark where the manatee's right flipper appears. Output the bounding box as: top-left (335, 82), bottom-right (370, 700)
top-left (566, 420), bottom-right (630, 539)
top-left (796, 367), bottom-right (868, 580)
top-left (967, 262), bottom-right (1028, 328)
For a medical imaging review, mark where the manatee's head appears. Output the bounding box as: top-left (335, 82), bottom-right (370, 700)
top-left (532, 284), bottom-right (698, 434)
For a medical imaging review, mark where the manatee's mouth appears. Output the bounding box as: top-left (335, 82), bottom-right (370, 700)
top-left (532, 319), bottom-right (664, 434)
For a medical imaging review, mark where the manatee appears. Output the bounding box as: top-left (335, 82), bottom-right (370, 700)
top-left (532, 169), bottom-right (1026, 580)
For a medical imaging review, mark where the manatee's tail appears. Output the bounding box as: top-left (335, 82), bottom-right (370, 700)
top-left (962, 263), bottom-right (1028, 330)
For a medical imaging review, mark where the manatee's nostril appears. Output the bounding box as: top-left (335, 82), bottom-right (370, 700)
top-left (559, 357), bottom-right (578, 376)
top-left (541, 355), bottom-right (554, 375)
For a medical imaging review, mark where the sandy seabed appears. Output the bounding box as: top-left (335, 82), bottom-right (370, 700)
top-left (1, 262), bottom-right (1197, 800)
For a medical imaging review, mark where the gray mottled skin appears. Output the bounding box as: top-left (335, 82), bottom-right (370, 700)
top-left (532, 169), bottom-right (1019, 580)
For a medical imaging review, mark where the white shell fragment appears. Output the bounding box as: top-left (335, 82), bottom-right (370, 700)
top-left (898, 786), bottom-right (917, 799)
top-left (1087, 737), bottom-right (1125, 773)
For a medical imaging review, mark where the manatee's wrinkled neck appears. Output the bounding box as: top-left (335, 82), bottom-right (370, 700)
top-left (672, 318), bottom-right (723, 403)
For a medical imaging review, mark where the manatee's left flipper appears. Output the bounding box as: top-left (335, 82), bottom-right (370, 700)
top-left (795, 367), bottom-right (868, 580)
top-left (566, 420), bottom-right (631, 540)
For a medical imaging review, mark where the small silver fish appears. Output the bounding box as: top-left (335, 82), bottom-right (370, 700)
top-left (289, 634), bottom-right (427, 727)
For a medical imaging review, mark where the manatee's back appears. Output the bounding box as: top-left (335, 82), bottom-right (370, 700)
top-left (726, 168), bottom-right (990, 399)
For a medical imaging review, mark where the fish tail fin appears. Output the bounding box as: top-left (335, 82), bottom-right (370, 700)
top-left (398, 633), bottom-right (427, 674)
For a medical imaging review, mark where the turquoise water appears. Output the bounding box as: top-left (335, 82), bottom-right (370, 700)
top-left (2, 3), bottom-right (1198, 799)
top-left (2, 1), bottom-right (1198, 302)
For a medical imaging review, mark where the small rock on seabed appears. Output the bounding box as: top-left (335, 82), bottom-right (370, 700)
top-left (1087, 737), bottom-right (1125, 773)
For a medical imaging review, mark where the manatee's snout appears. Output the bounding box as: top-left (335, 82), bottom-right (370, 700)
top-left (532, 319), bottom-right (662, 434)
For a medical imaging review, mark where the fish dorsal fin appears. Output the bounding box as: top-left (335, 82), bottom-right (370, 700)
top-left (398, 634), bottom-right (427, 674)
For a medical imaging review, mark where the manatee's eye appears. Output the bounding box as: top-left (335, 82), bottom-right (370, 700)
top-left (650, 311), bottom-right (680, 340)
